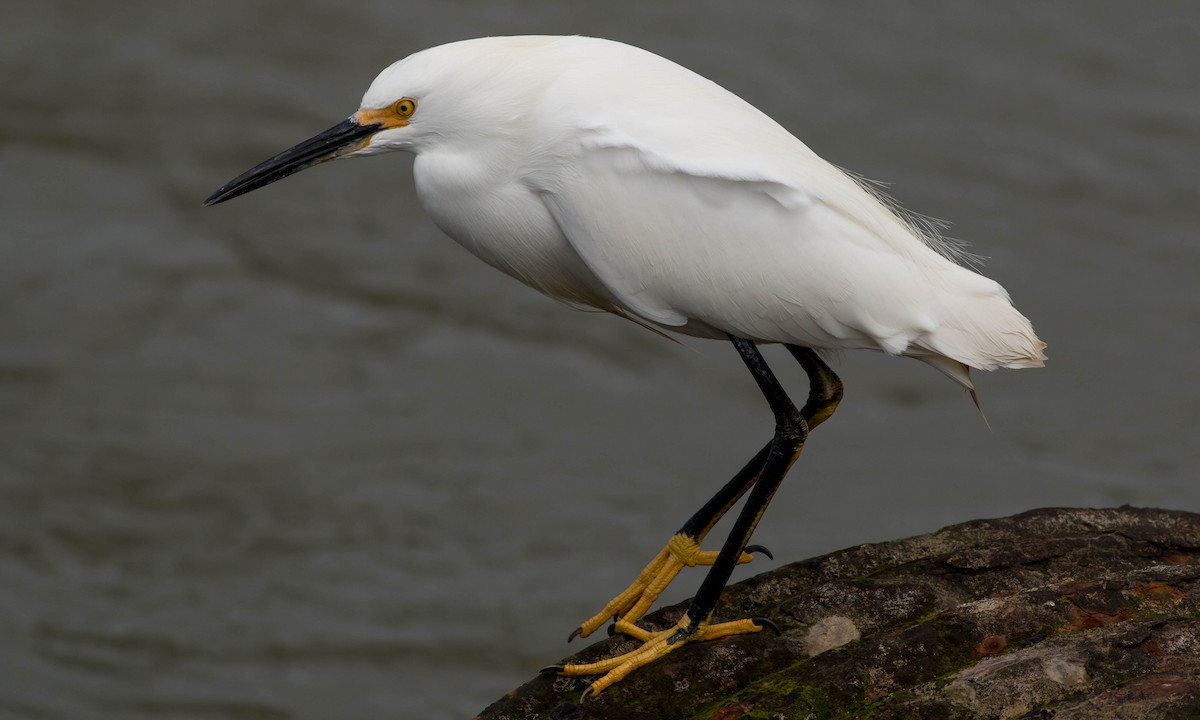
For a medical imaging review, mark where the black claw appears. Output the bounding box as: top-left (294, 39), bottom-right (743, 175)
top-left (744, 544), bottom-right (774, 560)
top-left (567, 627), bottom-right (583, 643)
top-left (606, 622), bottom-right (617, 636)
top-left (540, 664), bottom-right (564, 675)
top-left (753, 617), bottom-right (782, 635)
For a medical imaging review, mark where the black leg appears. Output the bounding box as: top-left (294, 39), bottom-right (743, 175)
top-left (787, 344), bottom-right (843, 431)
top-left (677, 442), bottom-right (771, 540)
top-left (556, 338), bottom-right (844, 697)
top-left (676, 345), bottom-right (842, 541)
top-left (675, 336), bottom-right (808, 631)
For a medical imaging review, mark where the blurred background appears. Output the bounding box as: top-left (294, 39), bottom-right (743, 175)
top-left (1, 1), bottom-right (1197, 718)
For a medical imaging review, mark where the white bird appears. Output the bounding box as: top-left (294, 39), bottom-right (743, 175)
top-left (206, 35), bottom-right (1045, 698)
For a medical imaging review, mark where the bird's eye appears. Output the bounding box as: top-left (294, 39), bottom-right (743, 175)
top-left (393, 97), bottom-right (417, 118)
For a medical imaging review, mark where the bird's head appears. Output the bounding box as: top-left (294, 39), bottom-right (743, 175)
top-left (204, 37), bottom-right (554, 206)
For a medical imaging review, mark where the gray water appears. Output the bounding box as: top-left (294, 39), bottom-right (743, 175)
top-left (2, 2), bottom-right (1197, 718)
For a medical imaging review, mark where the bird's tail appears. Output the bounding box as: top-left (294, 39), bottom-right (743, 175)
top-left (907, 291), bottom-right (1046, 417)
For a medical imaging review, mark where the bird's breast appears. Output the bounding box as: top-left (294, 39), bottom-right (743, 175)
top-left (412, 151), bottom-right (613, 310)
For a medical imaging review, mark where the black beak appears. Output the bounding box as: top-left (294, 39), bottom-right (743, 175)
top-left (204, 117), bottom-right (382, 206)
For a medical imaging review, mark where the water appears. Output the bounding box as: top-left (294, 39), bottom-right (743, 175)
top-left (2, 2), bottom-right (1197, 718)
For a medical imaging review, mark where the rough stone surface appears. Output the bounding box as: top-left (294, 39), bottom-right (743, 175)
top-left (474, 507), bottom-right (1200, 720)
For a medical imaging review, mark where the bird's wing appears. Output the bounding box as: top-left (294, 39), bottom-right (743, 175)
top-left (535, 138), bottom-right (1039, 382)
top-left (536, 137), bottom-right (812, 328)
top-left (531, 102), bottom-right (962, 351)
top-left (526, 42), bottom-right (1042, 374)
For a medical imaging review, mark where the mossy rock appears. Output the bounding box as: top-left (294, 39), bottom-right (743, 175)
top-left (476, 507), bottom-right (1200, 720)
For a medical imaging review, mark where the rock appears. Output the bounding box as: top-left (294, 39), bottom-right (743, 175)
top-left (475, 507), bottom-right (1200, 720)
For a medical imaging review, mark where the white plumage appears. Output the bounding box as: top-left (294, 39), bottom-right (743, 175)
top-left (357, 36), bottom-right (1045, 387)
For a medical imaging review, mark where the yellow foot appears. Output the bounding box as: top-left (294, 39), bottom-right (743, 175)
top-left (546, 614), bottom-right (779, 699)
top-left (569, 534), bottom-right (771, 641)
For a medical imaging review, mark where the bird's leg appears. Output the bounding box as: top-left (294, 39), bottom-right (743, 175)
top-left (568, 345), bottom-right (843, 643)
top-left (569, 345), bottom-right (842, 643)
top-left (786, 344), bottom-right (844, 431)
top-left (554, 337), bottom-right (834, 698)
top-left (568, 442), bottom-right (771, 642)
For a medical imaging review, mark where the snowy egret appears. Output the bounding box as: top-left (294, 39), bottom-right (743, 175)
top-left (206, 35), bottom-right (1045, 698)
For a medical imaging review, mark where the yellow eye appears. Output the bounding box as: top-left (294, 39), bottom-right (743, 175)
top-left (393, 97), bottom-right (417, 118)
